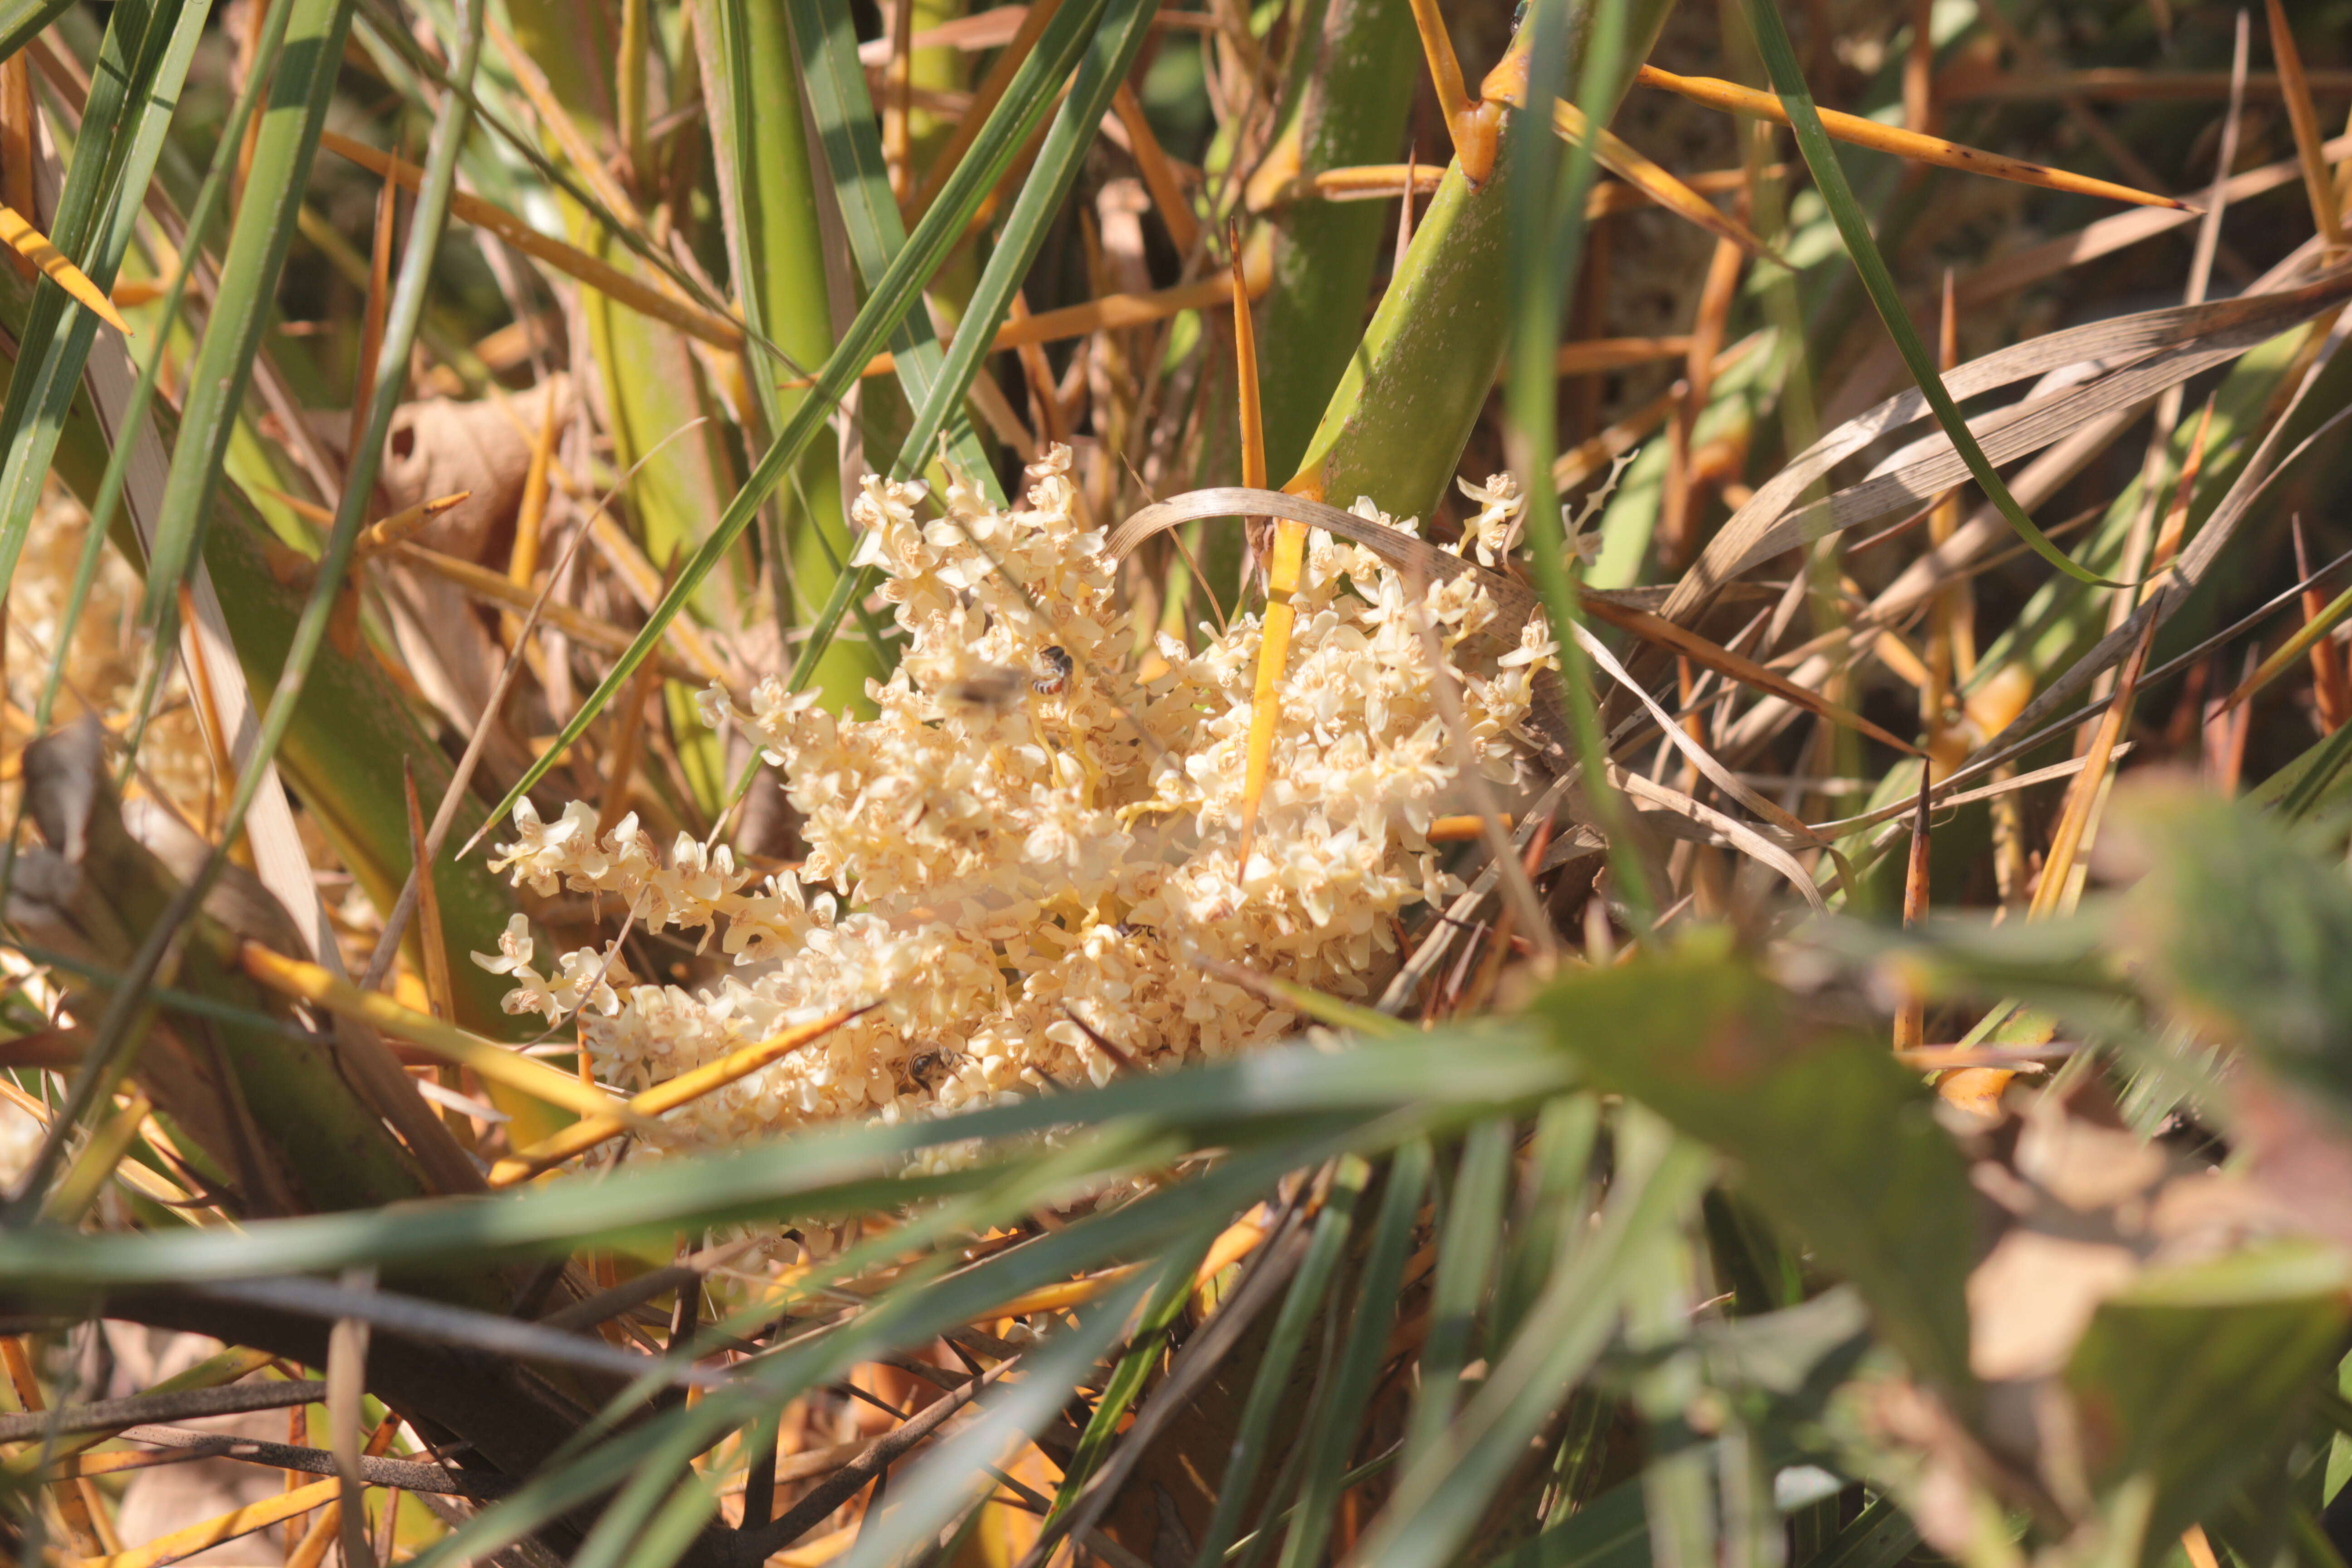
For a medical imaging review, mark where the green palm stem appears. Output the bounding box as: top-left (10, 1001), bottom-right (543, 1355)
top-left (1252, 0), bottom-right (1423, 485)
top-left (699, 0), bottom-right (886, 720)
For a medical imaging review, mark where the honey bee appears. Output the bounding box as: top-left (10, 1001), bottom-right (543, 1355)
top-left (948, 646), bottom-right (1070, 710)
top-left (899, 1046), bottom-right (963, 1094)
top-left (947, 665), bottom-right (1027, 710)
top-left (1032, 645), bottom-right (1073, 696)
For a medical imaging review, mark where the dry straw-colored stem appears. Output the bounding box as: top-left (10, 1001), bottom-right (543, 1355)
top-left (906, 0), bottom-right (1065, 223)
top-left (487, 1004), bottom-right (874, 1186)
top-left (795, 270), bottom-right (1261, 386)
top-left (238, 942), bottom-right (638, 1125)
top-left (2264, 0), bottom-right (2342, 247)
top-left (388, 543), bottom-right (709, 684)
top-left (318, 132), bottom-right (743, 350)
top-left (1636, 64), bottom-right (2190, 210)
top-left (1112, 82), bottom-right (1199, 255)
top-left (0, 201), bottom-right (129, 333)
top-left (76, 1479), bottom-right (343, 1568)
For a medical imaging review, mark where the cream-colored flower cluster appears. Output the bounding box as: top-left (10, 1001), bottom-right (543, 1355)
top-left (480, 449), bottom-right (1555, 1158)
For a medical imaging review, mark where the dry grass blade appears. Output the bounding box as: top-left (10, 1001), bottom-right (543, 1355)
top-left (1428, 813), bottom-right (1512, 842)
top-left (797, 272), bottom-right (1252, 385)
top-left (854, 3), bottom-right (1027, 60)
top-left (1634, 64), bottom-right (2190, 210)
top-left (883, 0), bottom-right (916, 200)
top-left (2264, 0), bottom-right (2342, 247)
top-left (1575, 592), bottom-right (1920, 754)
top-left (1845, 545), bottom-right (2352, 844)
top-left (348, 156), bottom-right (398, 466)
top-left (904, 0), bottom-right (1064, 223)
top-left (1607, 764), bottom-right (1824, 912)
top-left (388, 543), bottom-right (707, 682)
top-left (1970, 0), bottom-right (2174, 204)
top-left (1233, 263), bottom-right (1292, 881)
top-left (48, 1428), bottom-right (476, 1495)
top-left (4, 1336), bottom-right (105, 1556)
top-left (40, 1089), bottom-right (152, 1224)
top-left (595, 647), bottom-right (665, 838)
top-left (73, 1477), bottom-right (344, 1568)
top-left (2222, 575), bottom-right (2352, 720)
top-left (1568, 614), bottom-right (1840, 897)
top-left (1258, 156), bottom-right (1752, 215)
top-left (1895, 1045), bottom-right (2073, 1071)
top-left (0, 1350), bottom-right (279, 1478)
top-left (2144, 394), bottom-right (2215, 588)
top-left (2288, 516), bottom-right (2348, 731)
top-left (0, 1380), bottom-right (332, 1448)
top-left (283, 1417), bottom-right (400, 1568)
top-left (78, 300), bottom-right (360, 1000)
top-left (1250, 156), bottom-right (1780, 216)
top-left (318, 132), bottom-right (743, 350)
top-left (1476, 51), bottom-right (1776, 257)
top-left (353, 490), bottom-right (470, 560)
top-left (485, 1003), bottom-right (876, 1186)
top-left (1923, 270), bottom-right (1975, 734)
top-left (1112, 82), bottom-right (1199, 255)
top-left (0, 200), bottom-right (130, 333)
top-left (236, 941), bottom-right (642, 1125)
top-left (502, 379), bottom-right (561, 642)
top-left (969, 1205), bottom-right (1273, 1323)
top-left (487, 17), bottom-right (643, 227)
top-left (1011, 293), bottom-right (1069, 444)
top-left (1549, 336), bottom-right (1690, 376)
top-left (1267, 163), bottom-right (1447, 203)
top-left (260, 485), bottom-right (473, 561)
top-left (1809, 747), bottom-right (2127, 835)
top-left (1950, 345), bottom-right (2352, 795)
top-left (1586, 163), bottom-right (1789, 217)
top-left (1664, 266), bottom-right (2352, 617)
top-left (1549, 99), bottom-right (1775, 260)
top-left (1955, 132), bottom-right (2351, 310)
top-left (2031, 615), bottom-right (2159, 923)
top-left (324, 1268), bottom-right (376, 1568)
top-left (401, 763), bottom-right (465, 1138)
top-left (1661, 230), bottom-right (1745, 566)
top-left (1893, 767), bottom-right (1930, 1054)
top-left (1931, 616), bottom-right (2158, 1112)
top-left (0, 55), bottom-right (33, 286)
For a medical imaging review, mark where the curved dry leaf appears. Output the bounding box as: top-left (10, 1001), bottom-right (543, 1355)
top-left (1564, 611), bottom-right (1832, 859)
top-left (1609, 766), bottom-right (1826, 913)
top-left (377, 377), bottom-right (574, 561)
top-left (368, 378), bottom-right (574, 760)
top-left (1662, 265), bottom-right (2352, 622)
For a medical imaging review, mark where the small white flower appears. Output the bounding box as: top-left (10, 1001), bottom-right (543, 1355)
top-left (471, 913), bottom-right (536, 976)
top-left (1455, 472), bottom-right (1526, 567)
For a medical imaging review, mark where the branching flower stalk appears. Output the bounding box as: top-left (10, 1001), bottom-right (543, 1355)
top-left (480, 450), bottom-right (1557, 1163)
